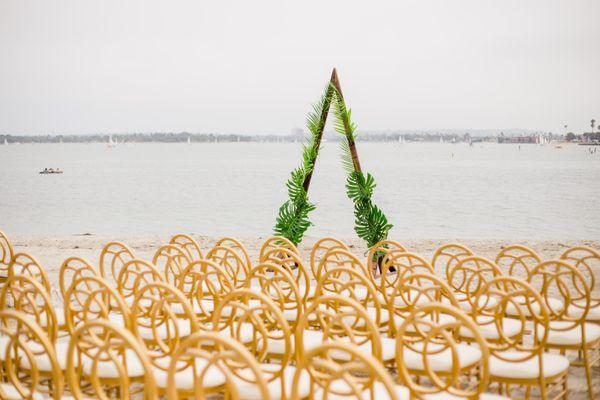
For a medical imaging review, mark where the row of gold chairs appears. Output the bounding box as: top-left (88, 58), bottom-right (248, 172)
top-left (0, 229), bottom-right (598, 399)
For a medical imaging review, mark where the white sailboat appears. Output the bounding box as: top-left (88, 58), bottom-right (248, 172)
top-left (188, 136), bottom-right (191, 145)
top-left (3, 138), bottom-right (7, 145)
top-left (108, 135), bottom-right (115, 148)
top-left (440, 136), bottom-right (444, 144)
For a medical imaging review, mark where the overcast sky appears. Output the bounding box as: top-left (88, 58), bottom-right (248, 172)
top-left (0, 0), bottom-right (598, 135)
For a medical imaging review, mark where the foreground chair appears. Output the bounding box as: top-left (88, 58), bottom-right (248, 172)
top-left (292, 341), bottom-right (401, 400)
top-left (474, 276), bottom-right (569, 399)
top-left (66, 319), bottom-right (157, 399)
top-left (0, 229), bottom-right (14, 284)
top-left (530, 260), bottom-right (600, 400)
top-left (7, 252), bottom-right (51, 293)
top-left (166, 331), bottom-right (270, 400)
top-left (0, 309), bottom-right (64, 399)
top-left (495, 244), bottom-right (541, 281)
top-left (560, 246), bottom-right (600, 323)
top-left (207, 245), bottom-right (251, 288)
top-left (396, 302), bottom-right (507, 399)
top-left (212, 289), bottom-right (307, 400)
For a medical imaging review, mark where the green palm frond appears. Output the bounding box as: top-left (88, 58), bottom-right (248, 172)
top-left (273, 84), bottom-right (332, 245)
top-left (332, 90), bottom-right (393, 248)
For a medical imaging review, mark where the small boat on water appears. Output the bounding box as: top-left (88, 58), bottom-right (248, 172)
top-left (39, 168), bottom-right (63, 174)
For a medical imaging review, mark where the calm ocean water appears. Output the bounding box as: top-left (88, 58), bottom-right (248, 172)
top-left (0, 142), bottom-right (599, 239)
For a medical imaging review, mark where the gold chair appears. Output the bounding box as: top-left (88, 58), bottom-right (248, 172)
top-left (297, 294), bottom-right (395, 365)
top-left (292, 341), bottom-right (401, 400)
top-left (166, 331), bottom-right (270, 400)
top-left (261, 246), bottom-right (312, 302)
top-left (316, 248), bottom-right (371, 283)
top-left (58, 256), bottom-right (99, 302)
top-left (473, 276), bottom-right (569, 399)
top-left (530, 260), bottom-right (600, 399)
top-left (0, 274), bottom-right (58, 344)
top-left (207, 245), bottom-right (251, 289)
top-left (431, 242), bottom-right (474, 281)
top-left (367, 239), bottom-right (407, 277)
top-left (169, 233), bottom-right (203, 261)
top-left (212, 289), bottom-right (304, 400)
top-left (63, 274), bottom-right (133, 336)
top-left (560, 246), bottom-right (600, 323)
top-left (495, 244), bottom-right (541, 281)
top-left (0, 229), bottom-right (14, 284)
top-left (446, 255), bottom-right (504, 311)
top-left (395, 303), bottom-right (500, 399)
top-left (245, 262), bottom-right (303, 330)
top-left (152, 244), bottom-right (192, 286)
top-left (315, 265), bottom-right (389, 331)
top-left (7, 252), bottom-right (51, 293)
top-left (178, 259), bottom-right (236, 327)
top-left (215, 237), bottom-right (253, 271)
top-left (259, 236), bottom-right (299, 263)
top-left (0, 309), bottom-right (64, 399)
top-left (66, 318), bottom-right (157, 399)
top-left (130, 281), bottom-right (200, 394)
top-left (98, 241), bottom-right (135, 283)
top-left (383, 272), bottom-right (459, 337)
top-left (309, 237), bottom-right (349, 280)
top-left (379, 252), bottom-right (436, 304)
top-left (116, 258), bottom-right (164, 306)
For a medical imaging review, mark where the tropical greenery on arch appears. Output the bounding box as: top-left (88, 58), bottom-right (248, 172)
top-left (273, 69), bottom-right (392, 248)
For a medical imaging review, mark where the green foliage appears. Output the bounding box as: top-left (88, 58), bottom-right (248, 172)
top-left (273, 85), bottom-right (331, 245)
top-left (332, 89), bottom-right (393, 248)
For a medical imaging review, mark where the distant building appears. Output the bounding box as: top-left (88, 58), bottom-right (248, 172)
top-left (497, 136), bottom-right (538, 144)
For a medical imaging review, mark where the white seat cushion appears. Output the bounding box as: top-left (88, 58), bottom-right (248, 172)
top-left (566, 301), bottom-right (600, 321)
top-left (505, 296), bottom-right (564, 317)
top-left (536, 321), bottom-right (600, 345)
top-left (81, 348), bottom-right (146, 378)
top-left (401, 343), bottom-right (481, 372)
top-left (19, 340), bottom-right (74, 370)
top-left (489, 351), bottom-right (569, 379)
top-left (460, 316), bottom-right (522, 340)
top-left (233, 364), bottom-right (310, 400)
top-left (170, 299), bottom-right (213, 315)
top-left (136, 317), bottom-right (192, 340)
top-left (214, 322), bottom-right (255, 343)
top-left (0, 383), bottom-right (45, 400)
top-left (393, 312), bottom-right (456, 333)
top-left (153, 357), bottom-right (226, 389)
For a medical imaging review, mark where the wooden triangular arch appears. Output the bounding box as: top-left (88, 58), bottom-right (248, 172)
top-left (273, 68), bottom-right (392, 249)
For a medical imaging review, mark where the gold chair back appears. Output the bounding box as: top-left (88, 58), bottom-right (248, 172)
top-left (212, 289), bottom-right (293, 394)
top-left (0, 229), bottom-right (14, 281)
top-left (431, 243), bottom-right (474, 281)
top-left (380, 251), bottom-right (435, 298)
top-left (396, 302), bottom-right (490, 399)
top-left (560, 246), bottom-right (600, 306)
top-left (98, 241), bottom-right (135, 283)
top-left (310, 237), bottom-right (349, 279)
top-left (292, 341), bottom-right (399, 400)
top-left (215, 237), bottom-right (252, 270)
top-left (66, 319), bottom-right (157, 399)
top-left (8, 252), bottom-right (50, 292)
top-left (447, 255), bottom-right (503, 309)
top-left (261, 246), bottom-right (311, 301)
top-left (166, 331), bottom-right (270, 400)
top-left (367, 239), bottom-right (407, 276)
top-left (64, 274), bottom-right (132, 335)
top-left (316, 248), bottom-right (370, 282)
top-left (245, 262), bottom-right (303, 329)
top-left (207, 245), bottom-right (250, 288)
top-left (117, 258), bottom-right (164, 305)
top-left (169, 233), bottom-right (203, 261)
top-left (259, 235), bottom-right (299, 263)
top-left (0, 310), bottom-right (64, 400)
top-left (153, 244), bottom-right (191, 286)
top-left (0, 274), bottom-right (58, 343)
top-left (178, 259), bottom-right (236, 327)
top-left (59, 256), bottom-right (99, 301)
top-left (495, 244), bottom-right (542, 281)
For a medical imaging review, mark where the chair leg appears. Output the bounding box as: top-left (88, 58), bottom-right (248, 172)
top-left (582, 345), bottom-right (594, 400)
